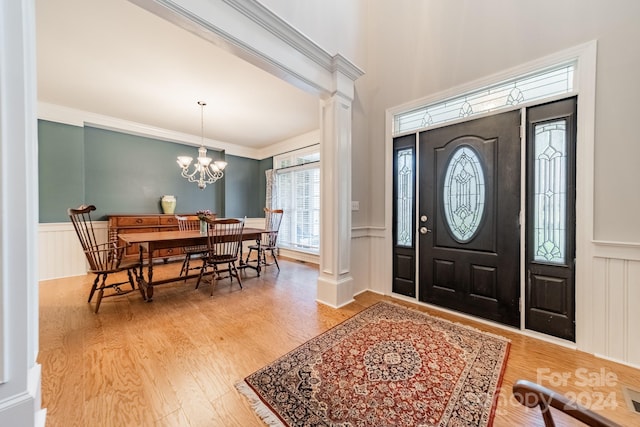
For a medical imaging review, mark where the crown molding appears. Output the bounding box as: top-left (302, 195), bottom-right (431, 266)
top-left (255, 129), bottom-right (320, 160)
top-left (38, 102), bottom-right (260, 159)
top-left (38, 102), bottom-right (319, 161)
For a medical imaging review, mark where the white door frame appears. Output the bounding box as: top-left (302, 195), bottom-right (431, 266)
top-left (384, 41), bottom-right (597, 347)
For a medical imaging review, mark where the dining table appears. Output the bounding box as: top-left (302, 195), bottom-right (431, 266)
top-left (119, 227), bottom-right (265, 301)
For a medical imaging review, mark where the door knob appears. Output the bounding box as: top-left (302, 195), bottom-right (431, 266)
top-left (420, 226), bottom-right (431, 234)
top-left (420, 215), bottom-right (428, 222)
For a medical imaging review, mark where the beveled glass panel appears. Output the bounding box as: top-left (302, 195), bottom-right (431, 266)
top-left (534, 120), bottom-right (567, 263)
top-left (396, 148), bottom-right (414, 247)
top-left (443, 146), bottom-right (485, 242)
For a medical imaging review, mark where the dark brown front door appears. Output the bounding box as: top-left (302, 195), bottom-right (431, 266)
top-left (418, 111), bottom-right (521, 327)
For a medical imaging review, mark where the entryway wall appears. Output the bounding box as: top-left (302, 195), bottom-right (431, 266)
top-left (380, 42), bottom-right (640, 370)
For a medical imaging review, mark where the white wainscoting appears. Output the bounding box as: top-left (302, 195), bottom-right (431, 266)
top-left (589, 241), bottom-right (640, 367)
top-left (38, 222), bottom-right (108, 281)
top-left (38, 222), bottom-right (640, 367)
top-left (351, 227), bottom-right (386, 296)
top-left (38, 219), bottom-right (320, 281)
top-left (355, 230), bottom-right (640, 369)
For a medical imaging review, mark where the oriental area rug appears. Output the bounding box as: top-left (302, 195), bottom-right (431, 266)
top-left (236, 301), bottom-right (510, 427)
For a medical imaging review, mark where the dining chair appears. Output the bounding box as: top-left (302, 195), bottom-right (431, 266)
top-left (512, 379), bottom-right (622, 427)
top-left (175, 214), bottom-right (209, 279)
top-left (68, 204), bottom-right (142, 313)
top-left (245, 208), bottom-right (284, 272)
top-left (196, 217), bottom-right (245, 295)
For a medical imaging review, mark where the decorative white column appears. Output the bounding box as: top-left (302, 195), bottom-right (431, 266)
top-left (112, 1), bottom-right (366, 304)
top-left (316, 56), bottom-right (363, 308)
top-left (0, 0), bottom-right (45, 425)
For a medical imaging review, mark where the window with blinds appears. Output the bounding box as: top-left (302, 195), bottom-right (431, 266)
top-left (273, 145), bottom-right (320, 253)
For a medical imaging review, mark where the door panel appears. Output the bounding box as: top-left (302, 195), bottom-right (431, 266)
top-left (419, 111), bottom-right (521, 327)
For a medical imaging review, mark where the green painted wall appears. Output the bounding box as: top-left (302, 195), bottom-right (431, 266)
top-left (224, 154), bottom-right (261, 218)
top-left (84, 126), bottom-right (223, 220)
top-left (38, 120), bottom-right (85, 222)
top-left (38, 120), bottom-right (269, 222)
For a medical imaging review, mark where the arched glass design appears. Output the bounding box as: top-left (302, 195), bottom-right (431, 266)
top-left (443, 146), bottom-right (486, 242)
top-left (534, 120), bottom-right (567, 263)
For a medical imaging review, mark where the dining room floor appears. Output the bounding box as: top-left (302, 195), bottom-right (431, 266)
top-left (38, 258), bottom-right (640, 426)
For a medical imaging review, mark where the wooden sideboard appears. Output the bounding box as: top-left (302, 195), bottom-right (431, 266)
top-left (108, 213), bottom-right (199, 263)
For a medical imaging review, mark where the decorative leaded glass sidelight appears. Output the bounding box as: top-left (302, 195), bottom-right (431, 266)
top-left (443, 146), bottom-right (486, 242)
top-left (396, 148), bottom-right (414, 247)
top-left (533, 120), bottom-right (567, 263)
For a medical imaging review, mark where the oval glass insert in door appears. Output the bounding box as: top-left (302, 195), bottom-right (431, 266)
top-left (442, 145), bottom-right (486, 242)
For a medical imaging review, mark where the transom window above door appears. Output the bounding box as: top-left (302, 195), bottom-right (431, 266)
top-left (393, 62), bottom-right (575, 136)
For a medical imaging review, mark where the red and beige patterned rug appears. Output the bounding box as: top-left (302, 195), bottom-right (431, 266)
top-left (237, 301), bottom-right (510, 426)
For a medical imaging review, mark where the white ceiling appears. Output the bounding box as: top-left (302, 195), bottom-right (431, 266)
top-left (35, 0), bottom-right (320, 150)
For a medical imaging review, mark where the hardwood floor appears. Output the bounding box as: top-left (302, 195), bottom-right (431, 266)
top-left (39, 259), bottom-right (640, 426)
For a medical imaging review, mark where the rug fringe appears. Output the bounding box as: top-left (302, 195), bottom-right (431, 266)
top-left (235, 380), bottom-right (286, 427)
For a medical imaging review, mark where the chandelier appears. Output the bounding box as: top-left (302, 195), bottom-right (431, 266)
top-left (176, 101), bottom-right (227, 189)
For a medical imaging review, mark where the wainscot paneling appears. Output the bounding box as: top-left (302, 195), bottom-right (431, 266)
top-left (351, 227), bottom-right (386, 296)
top-left (40, 222), bottom-right (640, 370)
top-left (38, 218), bottom-right (321, 281)
top-left (590, 241), bottom-right (640, 368)
top-left (244, 217), bottom-right (321, 265)
top-left (38, 222), bottom-right (107, 281)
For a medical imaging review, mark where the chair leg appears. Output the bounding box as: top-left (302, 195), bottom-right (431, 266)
top-left (130, 268), bottom-right (146, 300)
top-left (209, 270), bottom-right (217, 296)
top-left (127, 268), bottom-right (136, 290)
top-left (88, 275), bottom-right (100, 302)
top-left (246, 246), bottom-right (259, 264)
top-left (270, 248), bottom-right (280, 271)
top-left (183, 254), bottom-right (193, 281)
top-left (179, 255), bottom-right (189, 277)
top-left (94, 274), bottom-right (107, 313)
top-left (232, 262), bottom-right (243, 289)
top-left (195, 262), bottom-right (207, 290)
top-left (94, 290), bottom-right (104, 313)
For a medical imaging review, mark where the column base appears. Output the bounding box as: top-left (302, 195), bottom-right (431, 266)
top-left (316, 274), bottom-right (355, 308)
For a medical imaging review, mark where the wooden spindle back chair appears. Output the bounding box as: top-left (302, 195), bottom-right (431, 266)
top-left (175, 214), bottom-right (210, 279)
top-left (68, 205), bottom-right (142, 312)
top-left (512, 379), bottom-right (622, 427)
top-left (196, 217), bottom-right (245, 295)
top-left (245, 208), bottom-right (283, 271)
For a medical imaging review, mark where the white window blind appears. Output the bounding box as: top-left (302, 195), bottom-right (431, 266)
top-left (273, 146), bottom-right (320, 253)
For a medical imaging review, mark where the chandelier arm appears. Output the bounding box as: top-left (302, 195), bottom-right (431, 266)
top-left (176, 101), bottom-right (225, 189)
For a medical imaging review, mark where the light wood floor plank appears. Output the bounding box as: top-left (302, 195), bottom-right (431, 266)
top-left (39, 259), bottom-right (640, 426)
